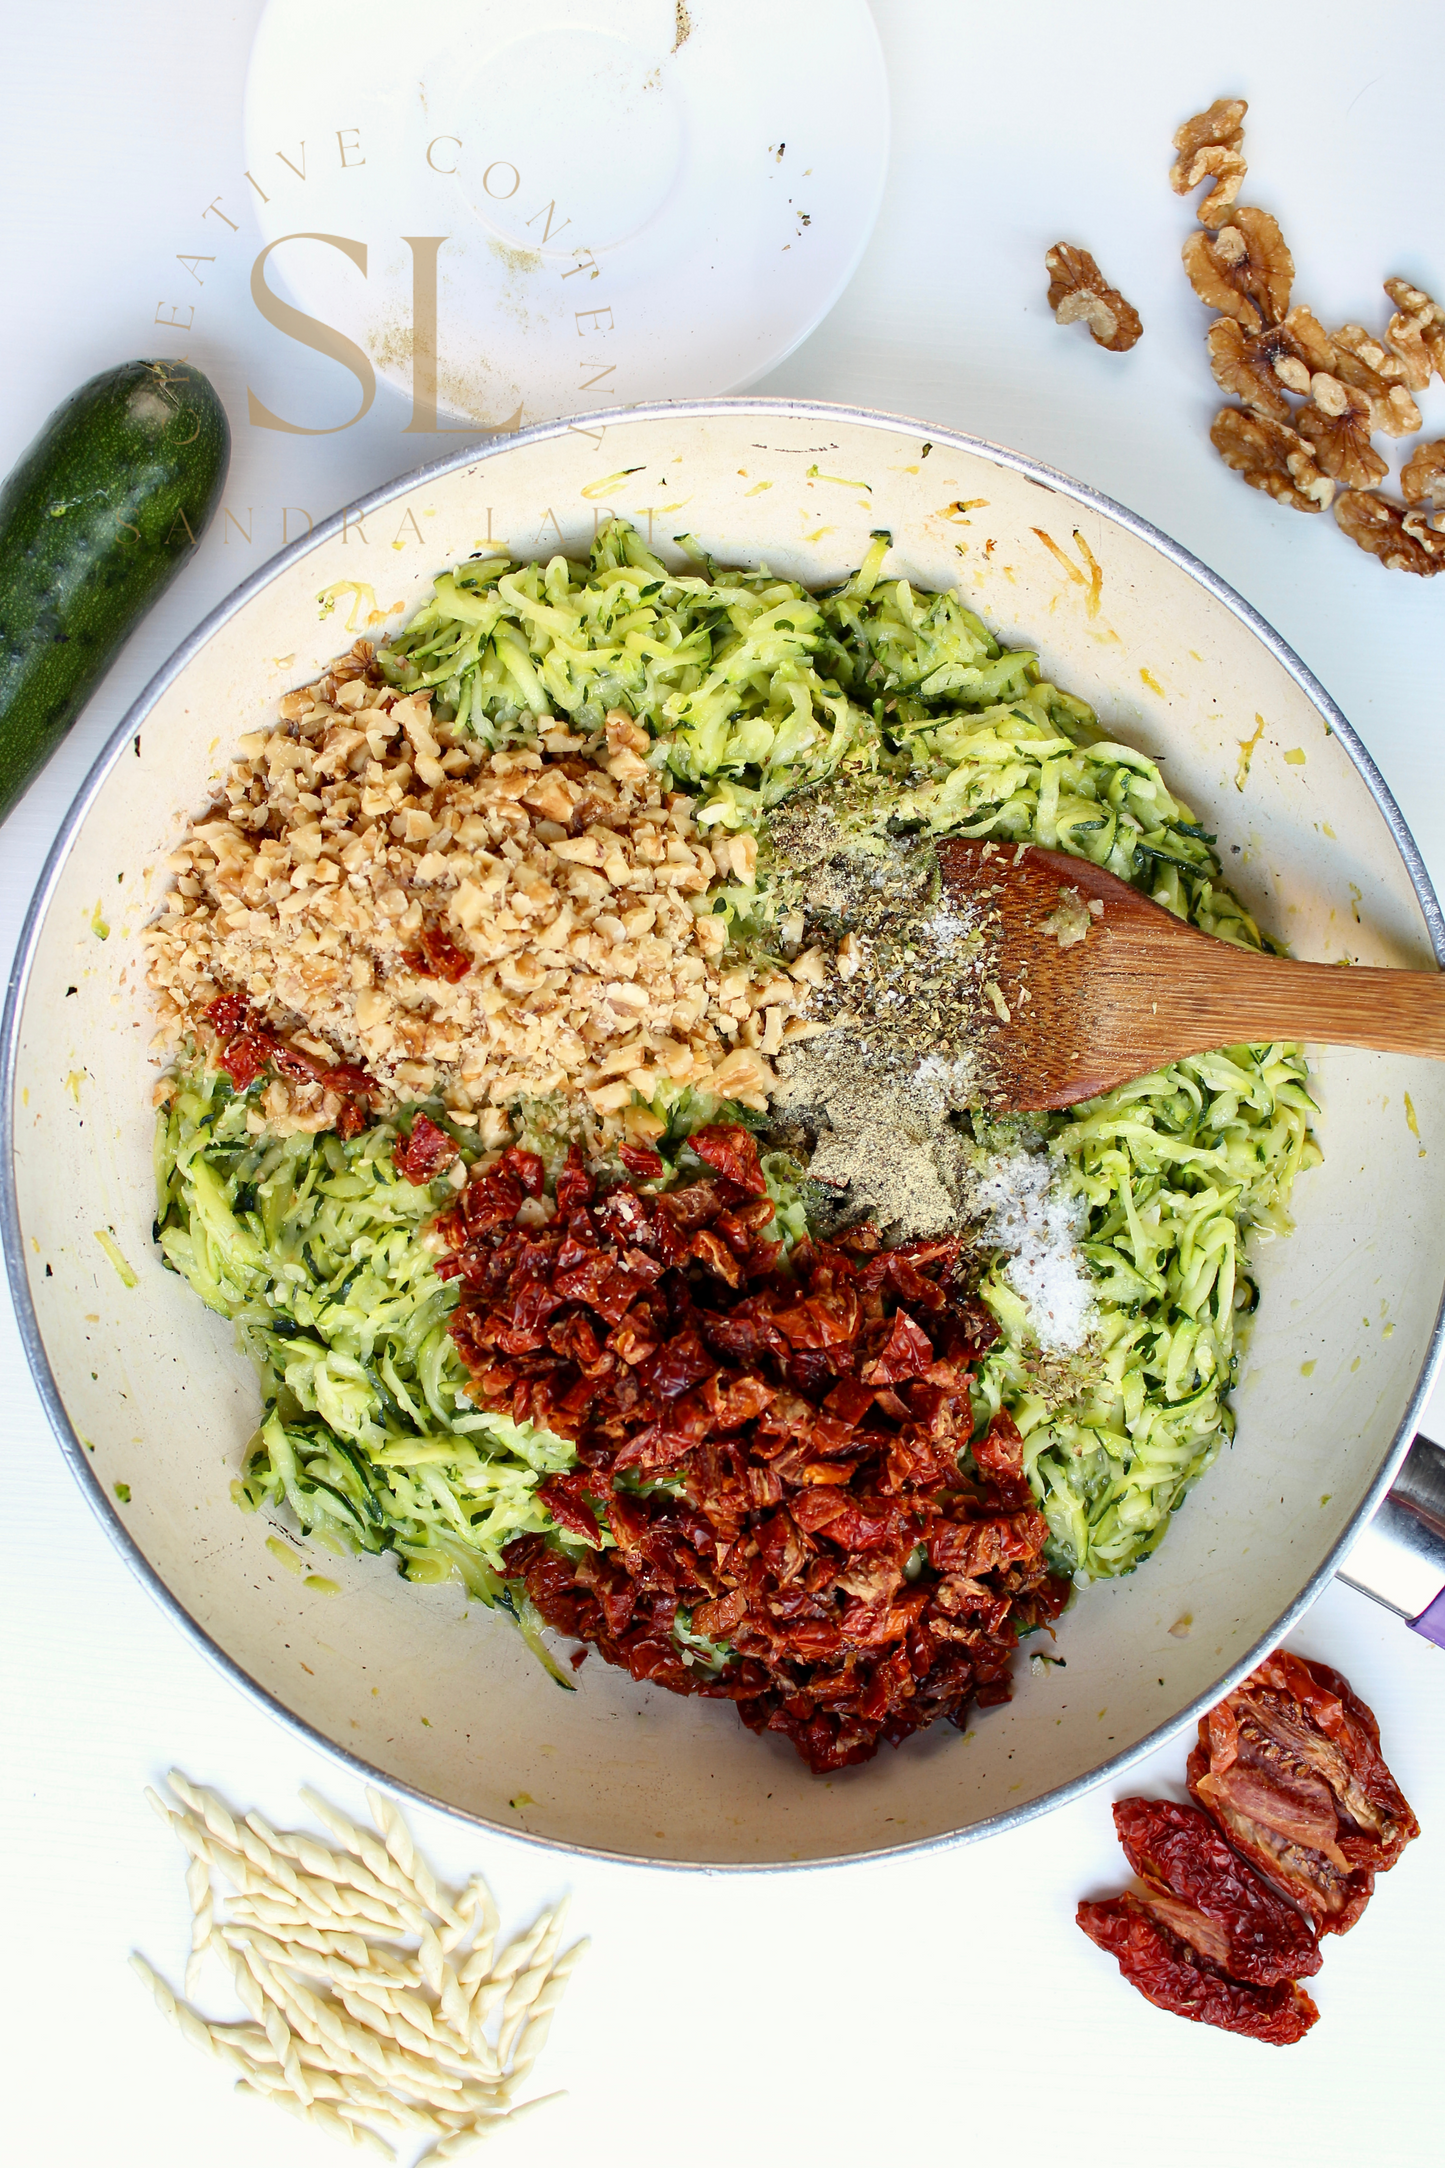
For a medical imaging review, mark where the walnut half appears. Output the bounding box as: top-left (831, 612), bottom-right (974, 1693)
top-left (1206, 319), bottom-right (1310, 423)
top-left (1045, 244), bottom-right (1143, 352)
top-left (1335, 490), bottom-right (1445, 576)
top-left (1211, 408), bottom-right (1334, 513)
top-left (1170, 97), bottom-right (1248, 228)
top-left (1327, 325), bottom-right (1421, 437)
top-left (1295, 375), bottom-right (1387, 489)
top-left (1402, 441), bottom-right (1445, 511)
top-left (1384, 279), bottom-right (1445, 392)
top-left (1183, 208), bottom-right (1293, 334)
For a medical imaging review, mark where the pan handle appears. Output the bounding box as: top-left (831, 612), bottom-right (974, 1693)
top-left (1336, 1431), bottom-right (1445, 1649)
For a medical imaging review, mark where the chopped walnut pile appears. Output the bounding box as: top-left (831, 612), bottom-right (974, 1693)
top-left (145, 648), bottom-right (820, 1134)
top-left (1177, 101), bottom-right (1443, 570)
top-left (1210, 410), bottom-right (1334, 513)
top-left (1170, 97), bottom-right (1248, 228)
top-left (1045, 243), bottom-right (1142, 353)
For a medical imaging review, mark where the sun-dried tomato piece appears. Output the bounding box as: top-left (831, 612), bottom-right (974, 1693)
top-left (503, 1147), bottom-right (545, 1198)
top-left (927, 1512), bottom-right (1042, 1576)
top-left (335, 1100), bottom-right (370, 1142)
top-left (610, 1422), bottom-right (696, 1477)
top-left (1188, 1650), bottom-right (1418, 1934)
top-left (323, 1062), bottom-right (377, 1101)
top-left (822, 1498), bottom-right (906, 1552)
top-left (700, 1294), bottom-right (789, 1365)
top-left (537, 1474), bottom-right (606, 1545)
top-left (971, 1408), bottom-right (1033, 1507)
top-left (861, 1308), bottom-right (934, 1384)
top-left (689, 1227), bottom-right (743, 1287)
top-left (551, 1249), bottom-right (621, 1310)
top-left (1112, 1798), bottom-right (1321, 1984)
top-left (640, 1326), bottom-right (714, 1401)
top-left (459, 1164), bottom-right (522, 1227)
top-left (702, 1372), bottom-right (773, 1431)
top-left (819, 1378), bottom-right (875, 1429)
top-left (394, 1112), bottom-right (459, 1186)
top-left (608, 1310), bottom-right (660, 1368)
top-left (692, 1589), bottom-right (746, 1639)
top-left (403, 924), bottom-right (472, 982)
top-left (883, 1251), bottom-right (948, 1312)
top-left (833, 1222), bottom-right (881, 1255)
top-left (690, 1122), bottom-right (768, 1197)
top-left (205, 991), bottom-right (252, 1038)
top-left (790, 1488), bottom-right (851, 1534)
top-left (217, 1030), bottom-right (274, 1090)
top-left (1076, 1896), bottom-right (1319, 2045)
top-left (547, 1311), bottom-right (604, 1369)
top-left (594, 1185), bottom-right (653, 1248)
top-left (775, 1289), bottom-right (861, 1350)
top-left (618, 1141), bottom-right (665, 1179)
top-left (553, 1145), bottom-right (595, 1216)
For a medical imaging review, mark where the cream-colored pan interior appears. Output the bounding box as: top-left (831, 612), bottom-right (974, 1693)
top-left (10, 404), bottom-right (1442, 1865)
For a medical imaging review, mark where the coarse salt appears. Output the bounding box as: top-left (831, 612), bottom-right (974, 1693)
top-left (972, 1150), bottom-right (1096, 1353)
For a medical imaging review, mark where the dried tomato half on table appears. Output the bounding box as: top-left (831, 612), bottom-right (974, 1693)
top-left (1111, 1797), bottom-right (1320, 1984)
top-left (438, 1123), bottom-right (1070, 1773)
top-left (1077, 1649), bottom-right (1418, 2044)
top-left (1075, 1895), bottom-right (1320, 2046)
top-left (1187, 1650), bottom-right (1419, 1936)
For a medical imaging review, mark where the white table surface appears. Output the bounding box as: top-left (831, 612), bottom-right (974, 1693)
top-left (3, 6), bottom-right (1443, 2163)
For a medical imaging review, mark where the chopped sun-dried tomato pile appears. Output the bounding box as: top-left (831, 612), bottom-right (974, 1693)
top-left (436, 1123), bottom-right (1069, 1773)
top-left (204, 993), bottom-right (378, 1139)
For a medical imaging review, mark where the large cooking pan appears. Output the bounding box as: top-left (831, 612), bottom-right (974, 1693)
top-left (6, 400), bottom-right (1442, 1866)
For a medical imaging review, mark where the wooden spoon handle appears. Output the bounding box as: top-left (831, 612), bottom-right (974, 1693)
top-left (1146, 949), bottom-right (1445, 1063)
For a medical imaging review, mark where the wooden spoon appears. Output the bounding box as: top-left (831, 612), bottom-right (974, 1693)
top-left (937, 838), bottom-right (1445, 1112)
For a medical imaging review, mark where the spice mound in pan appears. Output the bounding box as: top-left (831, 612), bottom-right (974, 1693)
top-left (437, 1125), bottom-right (1070, 1774)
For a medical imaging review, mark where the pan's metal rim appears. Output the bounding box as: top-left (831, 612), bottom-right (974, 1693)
top-left (5, 394), bottom-right (1442, 1876)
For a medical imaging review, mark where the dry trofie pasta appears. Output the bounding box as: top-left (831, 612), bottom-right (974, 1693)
top-left (132, 1772), bottom-right (585, 2160)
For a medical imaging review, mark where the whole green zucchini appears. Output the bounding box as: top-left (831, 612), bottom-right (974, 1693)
top-left (0, 359), bottom-right (230, 822)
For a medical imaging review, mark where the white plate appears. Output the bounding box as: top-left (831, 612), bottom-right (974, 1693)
top-left (242, 0), bottom-right (890, 429)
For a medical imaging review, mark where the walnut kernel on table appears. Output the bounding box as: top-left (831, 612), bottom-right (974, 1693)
top-left (1205, 319), bottom-right (1310, 424)
top-left (1295, 375), bottom-right (1387, 490)
top-left (1169, 96), bottom-right (1248, 228)
top-left (1335, 489), bottom-right (1445, 576)
top-left (1044, 244), bottom-right (1142, 353)
top-left (1210, 408), bottom-right (1334, 513)
top-left (1183, 208), bottom-right (1294, 334)
top-left (1402, 440), bottom-right (1445, 509)
top-left (1325, 325), bottom-right (1421, 437)
top-left (1280, 304), bottom-right (1342, 376)
top-left (1384, 279), bottom-right (1445, 390)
